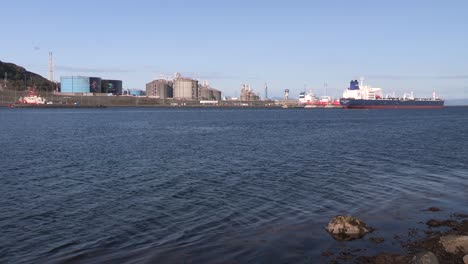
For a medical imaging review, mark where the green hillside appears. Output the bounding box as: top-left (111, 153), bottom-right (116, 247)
top-left (0, 61), bottom-right (56, 91)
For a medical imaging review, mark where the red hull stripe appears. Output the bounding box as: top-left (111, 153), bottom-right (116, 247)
top-left (344, 105), bottom-right (444, 109)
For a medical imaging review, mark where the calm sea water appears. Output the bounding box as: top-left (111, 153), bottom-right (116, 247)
top-left (0, 107), bottom-right (467, 263)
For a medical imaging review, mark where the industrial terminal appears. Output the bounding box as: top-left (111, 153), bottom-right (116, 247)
top-left (44, 68), bottom-right (280, 107)
top-left (142, 73), bottom-right (274, 107)
top-left (146, 73), bottom-right (222, 101)
top-left (1, 53), bottom-right (340, 108)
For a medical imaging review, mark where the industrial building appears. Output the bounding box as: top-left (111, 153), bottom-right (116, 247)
top-left (240, 84), bottom-right (260, 101)
top-left (146, 79), bottom-right (173, 99)
top-left (173, 73), bottom-right (198, 100)
top-left (60, 76), bottom-right (122, 94)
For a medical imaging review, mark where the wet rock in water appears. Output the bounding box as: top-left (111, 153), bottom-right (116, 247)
top-left (426, 219), bottom-right (459, 228)
top-left (370, 237), bottom-right (385, 244)
top-left (463, 254), bottom-right (468, 264)
top-left (426, 219), bottom-right (443, 227)
top-left (326, 215), bottom-right (374, 241)
top-left (426, 207), bottom-right (442, 212)
top-left (410, 251), bottom-right (439, 264)
top-left (452, 213), bottom-right (468, 219)
top-left (439, 235), bottom-right (468, 254)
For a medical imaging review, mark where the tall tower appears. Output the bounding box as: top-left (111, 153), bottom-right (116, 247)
top-left (264, 83), bottom-right (268, 100)
top-left (48, 52), bottom-right (54, 82)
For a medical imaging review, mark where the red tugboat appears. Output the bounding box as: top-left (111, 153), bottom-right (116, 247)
top-left (16, 86), bottom-right (47, 105)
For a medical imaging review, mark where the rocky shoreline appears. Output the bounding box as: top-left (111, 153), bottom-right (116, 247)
top-left (323, 208), bottom-right (468, 264)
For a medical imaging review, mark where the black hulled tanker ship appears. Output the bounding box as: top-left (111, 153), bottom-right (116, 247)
top-left (339, 79), bottom-right (444, 109)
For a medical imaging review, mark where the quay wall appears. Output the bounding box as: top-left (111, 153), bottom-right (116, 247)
top-left (0, 89), bottom-right (279, 108)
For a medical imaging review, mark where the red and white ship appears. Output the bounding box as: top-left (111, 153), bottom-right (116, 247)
top-left (16, 86), bottom-right (47, 105)
top-left (299, 92), bottom-right (342, 108)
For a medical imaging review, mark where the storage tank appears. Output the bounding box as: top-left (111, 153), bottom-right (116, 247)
top-left (102, 79), bottom-right (123, 95)
top-left (89, 77), bottom-right (102, 93)
top-left (173, 77), bottom-right (198, 100)
top-left (60, 76), bottom-right (89, 93)
top-left (60, 76), bottom-right (100, 93)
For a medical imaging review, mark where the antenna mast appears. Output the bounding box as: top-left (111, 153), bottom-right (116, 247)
top-left (48, 52), bottom-right (54, 82)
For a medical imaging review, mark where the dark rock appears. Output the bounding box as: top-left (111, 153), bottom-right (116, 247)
top-left (426, 207), bottom-right (442, 212)
top-left (426, 219), bottom-right (443, 227)
top-left (445, 220), bottom-right (461, 228)
top-left (370, 237), bottom-right (385, 244)
top-left (426, 219), bottom-right (459, 228)
top-left (321, 250), bottom-right (334, 257)
top-left (337, 251), bottom-right (354, 261)
top-left (452, 213), bottom-right (468, 219)
top-left (358, 253), bottom-right (410, 264)
top-left (456, 221), bottom-right (468, 235)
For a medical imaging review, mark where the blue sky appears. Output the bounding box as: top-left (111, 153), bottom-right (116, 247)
top-left (1, 0), bottom-right (467, 99)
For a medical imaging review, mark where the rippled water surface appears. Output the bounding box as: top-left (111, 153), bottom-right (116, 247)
top-left (1, 107), bottom-right (467, 263)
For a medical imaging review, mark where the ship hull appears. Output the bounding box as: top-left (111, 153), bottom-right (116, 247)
top-left (340, 99), bottom-right (444, 109)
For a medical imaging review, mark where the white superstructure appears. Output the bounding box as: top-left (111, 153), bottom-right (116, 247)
top-left (342, 78), bottom-right (383, 100)
top-left (17, 87), bottom-right (47, 104)
top-left (299, 91), bottom-right (318, 104)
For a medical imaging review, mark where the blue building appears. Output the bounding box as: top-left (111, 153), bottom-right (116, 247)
top-left (123, 89), bottom-right (146, 96)
top-left (60, 76), bottom-right (102, 93)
